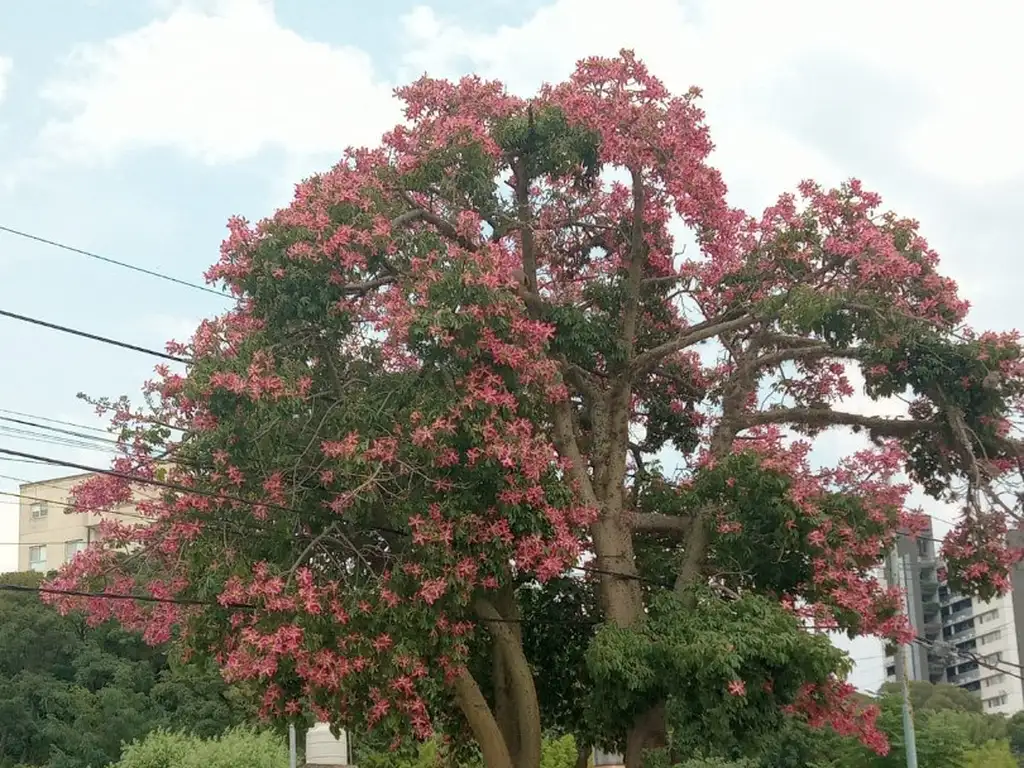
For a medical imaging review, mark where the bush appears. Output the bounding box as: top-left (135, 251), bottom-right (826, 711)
top-left (114, 727), bottom-right (287, 768)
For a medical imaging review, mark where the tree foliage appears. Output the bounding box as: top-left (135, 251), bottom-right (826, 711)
top-left (747, 682), bottom-right (1018, 768)
top-left (878, 681), bottom-right (984, 715)
top-left (357, 734), bottom-right (580, 768)
top-left (963, 739), bottom-right (1017, 768)
top-left (0, 571), bottom-right (251, 768)
top-left (113, 727), bottom-right (286, 768)
top-left (45, 51), bottom-right (1024, 768)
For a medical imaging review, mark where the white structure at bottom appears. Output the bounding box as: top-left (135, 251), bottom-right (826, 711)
top-left (306, 722), bottom-right (352, 767)
top-left (593, 748), bottom-right (625, 767)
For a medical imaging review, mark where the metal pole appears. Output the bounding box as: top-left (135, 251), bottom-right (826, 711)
top-left (891, 547), bottom-right (919, 768)
top-left (289, 723), bottom-right (297, 768)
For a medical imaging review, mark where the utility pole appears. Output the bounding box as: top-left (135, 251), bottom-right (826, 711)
top-left (890, 546), bottom-right (919, 768)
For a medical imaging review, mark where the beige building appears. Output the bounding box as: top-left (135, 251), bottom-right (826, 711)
top-left (18, 472), bottom-right (143, 573)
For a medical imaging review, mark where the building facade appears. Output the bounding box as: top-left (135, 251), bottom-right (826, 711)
top-left (17, 472), bottom-right (140, 574)
top-left (883, 520), bottom-right (1024, 715)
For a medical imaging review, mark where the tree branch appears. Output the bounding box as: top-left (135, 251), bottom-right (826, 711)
top-left (743, 407), bottom-right (934, 437)
top-left (396, 194), bottom-right (480, 252)
top-left (336, 275), bottom-right (397, 296)
top-left (631, 512), bottom-right (691, 537)
top-left (754, 342), bottom-right (867, 370)
top-left (619, 168), bottom-right (646, 361)
top-left (630, 312), bottom-right (756, 379)
top-left (285, 522), bottom-right (337, 584)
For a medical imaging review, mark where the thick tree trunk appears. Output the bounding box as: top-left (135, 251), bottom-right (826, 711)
top-left (475, 598), bottom-right (543, 768)
top-left (454, 670), bottom-right (515, 768)
top-left (493, 651), bottom-right (520, 764)
top-left (591, 517), bottom-right (643, 625)
top-left (451, 609), bottom-right (540, 768)
top-left (623, 703), bottom-right (667, 768)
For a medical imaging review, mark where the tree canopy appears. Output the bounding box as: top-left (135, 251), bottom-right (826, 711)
top-left (44, 51), bottom-right (1024, 768)
top-left (0, 571), bottom-right (251, 768)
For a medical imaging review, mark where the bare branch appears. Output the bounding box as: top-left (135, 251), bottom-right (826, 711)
top-left (754, 342), bottom-right (867, 370)
top-left (631, 312), bottom-right (757, 379)
top-left (619, 168), bottom-right (647, 361)
top-left (396, 194), bottom-right (480, 252)
top-left (337, 275), bottom-right (397, 296)
top-left (560, 359), bottom-right (603, 400)
top-left (631, 512), bottom-right (691, 537)
top-left (743, 407), bottom-right (934, 437)
top-left (286, 522), bottom-right (338, 584)
top-left (550, 400), bottom-right (601, 507)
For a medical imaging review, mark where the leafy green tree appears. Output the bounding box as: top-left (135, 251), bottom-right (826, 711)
top-left (878, 681), bottom-right (983, 715)
top-left (963, 739), bottom-right (1017, 768)
top-left (114, 727), bottom-right (286, 768)
top-left (0, 571), bottom-right (252, 768)
top-left (924, 708), bottom-right (1006, 747)
top-left (1006, 710), bottom-right (1024, 761)
top-left (758, 683), bottom-right (1013, 768)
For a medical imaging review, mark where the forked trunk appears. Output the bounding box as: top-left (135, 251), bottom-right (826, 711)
top-left (455, 598), bottom-right (544, 768)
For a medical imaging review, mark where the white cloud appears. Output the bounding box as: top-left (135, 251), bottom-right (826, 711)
top-left (0, 56), bottom-right (11, 105)
top-left (400, 0), bottom-right (1024, 193)
top-left (39, 0), bottom-right (401, 166)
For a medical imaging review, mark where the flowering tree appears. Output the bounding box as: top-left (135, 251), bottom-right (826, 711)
top-left (47, 51), bottom-right (1024, 768)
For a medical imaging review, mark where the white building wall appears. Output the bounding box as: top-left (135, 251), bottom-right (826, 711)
top-left (18, 472), bottom-right (146, 573)
top-left (878, 532), bottom-right (1024, 715)
top-left (972, 592), bottom-right (1024, 715)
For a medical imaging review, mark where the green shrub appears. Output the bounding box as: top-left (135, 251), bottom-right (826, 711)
top-left (114, 727), bottom-right (287, 768)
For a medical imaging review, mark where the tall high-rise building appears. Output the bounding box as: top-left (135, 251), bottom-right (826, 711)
top-left (882, 519), bottom-right (1024, 715)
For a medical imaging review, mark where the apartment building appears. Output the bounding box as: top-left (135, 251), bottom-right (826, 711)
top-left (882, 520), bottom-right (1024, 715)
top-left (17, 472), bottom-right (141, 573)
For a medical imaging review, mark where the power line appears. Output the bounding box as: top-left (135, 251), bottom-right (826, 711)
top-left (0, 308), bottom-right (189, 364)
top-left (0, 412), bottom-right (196, 472)
top-left (0, 424), bottom-right (122, 457)
top-left (914, 635), bottom-right (1024, 683)
top-left (0, 442), bottom-right (977, 599)
top-left (0, 408), bottom-right (111, 435)
top-left (0, 415), bottom-right (119, 446)
top-left (0, 582), bottom-right (242, 608)
top-left (0, 446), bottom-right (645, 585)
top-left (0, 445), bottom-right (400, 531)
top-left (0, 487), bottom-right (159, 526)
top-left (0, 582), bottom-right (603, 625)
top-left (0, 224), bottom-right (227, 298)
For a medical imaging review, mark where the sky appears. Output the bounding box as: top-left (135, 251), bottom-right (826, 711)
top-left (1, 0), bottom-right (1023, 694)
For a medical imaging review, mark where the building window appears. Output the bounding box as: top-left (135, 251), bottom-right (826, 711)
top-left (64, 539), bottom-right (86, 561)
top-left (981, 630), bottom-right (1002, 645)
top-left (985, 674), bottom-right (1006, 687)
top-left (29, 501), bottom-right (48, 519)
top-left (985, 694), bottom-right (1009, 709)
top-left (28, 545), bottom-right (47, 572)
